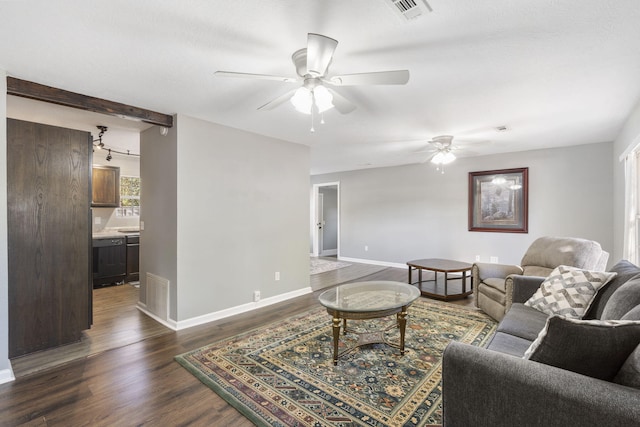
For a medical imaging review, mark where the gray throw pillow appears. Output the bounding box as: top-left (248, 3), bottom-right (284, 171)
top-left (524, 265), bottom-right (616, 319)
top-left (601, 277), bottom-right (640, 320)
top-left (523, 316), bottom-right (640, 381)
top-left (585, 260), bottom-right (640, 319)
top-left (614, 343), bottom-right (640, 388)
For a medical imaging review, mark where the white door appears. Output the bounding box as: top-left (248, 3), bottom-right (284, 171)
top-left (312, 182), bottom-right (340, 257)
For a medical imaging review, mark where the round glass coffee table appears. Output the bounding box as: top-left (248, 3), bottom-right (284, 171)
top-left (318, 281), bottom-right (421, 365)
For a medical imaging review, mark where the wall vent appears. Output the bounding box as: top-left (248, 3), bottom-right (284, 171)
top-left (146, 272), bottom-right (170, 321)
top-left (385, 0), bottom-right (432, 21)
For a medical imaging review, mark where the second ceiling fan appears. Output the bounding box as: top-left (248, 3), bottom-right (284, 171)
top-left (215, 33), bottom-right (410, 116)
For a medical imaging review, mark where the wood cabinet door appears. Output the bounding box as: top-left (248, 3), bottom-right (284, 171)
top-left (7, 119), bottom-right (92, 358)
top-left (92, 165), bottom-right (120, 207)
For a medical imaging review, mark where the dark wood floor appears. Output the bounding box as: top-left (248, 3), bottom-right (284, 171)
top-left (0, 265), bottom-right (474, 426)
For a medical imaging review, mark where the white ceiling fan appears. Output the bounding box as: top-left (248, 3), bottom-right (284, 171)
top-left (423, 135), bottom-right (456, 163)
top-left (214, 33), bottom-right (410, 118)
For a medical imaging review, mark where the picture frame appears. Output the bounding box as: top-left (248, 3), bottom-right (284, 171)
top-left (468, 167), bottom-right (528, 233)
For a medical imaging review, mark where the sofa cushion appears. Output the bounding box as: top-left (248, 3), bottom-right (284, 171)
top-left (601, 276), bottom-right (640, 320)
top-left (523, 316), bottom-right (640, 381)
top-left (521, 266), bottom-right (553, 277)
top-left (497, 303), bottom-right (549, 341)
top-left (585, 260), bottom-right (640, 320)
top-left (524, 265), bottom-right (616, 319)
top-left (614, 343), bottom-right (640, 388)
top-left (486, 331), bottom-right (533, 357)
top-left (622, 305), bottom-right (640, 321)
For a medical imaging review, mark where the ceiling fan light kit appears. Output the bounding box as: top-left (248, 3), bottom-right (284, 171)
top-left (291, 80), bottom-right (334, 115)
top-left (426, 135), bottom-right (457, 173)
top-left (431, 150), bottom-right (456, 165)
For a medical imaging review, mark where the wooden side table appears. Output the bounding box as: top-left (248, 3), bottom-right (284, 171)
top-left (407, 258), bottom-right (473, 301)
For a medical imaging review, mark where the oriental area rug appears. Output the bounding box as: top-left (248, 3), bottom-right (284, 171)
top-left (175, 299), bottom-right (497, 427)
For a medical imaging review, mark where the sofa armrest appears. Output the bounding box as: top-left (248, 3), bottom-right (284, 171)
top-left (442, 342), bottom-right (640, 427)
top-left (505, 275), bottom-right (546, 312)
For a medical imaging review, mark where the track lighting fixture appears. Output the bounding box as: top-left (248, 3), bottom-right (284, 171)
top-left (91, 124), bottom-right (140, 159)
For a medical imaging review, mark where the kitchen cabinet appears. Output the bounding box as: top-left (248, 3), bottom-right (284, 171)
top-left (7, 119), bottom-right (92, 358)
top-left (92, 165), bottom-right (120, 207)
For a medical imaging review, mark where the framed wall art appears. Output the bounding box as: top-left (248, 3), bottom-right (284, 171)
top-left (468, 167), bottom-right (528, 233)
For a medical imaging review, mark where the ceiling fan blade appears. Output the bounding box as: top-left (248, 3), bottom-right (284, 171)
top-left (215, 71), bottom-right (297, 83)
top-left (330, 70), bottom-right (410, 86)
top-left (257, 88), bottom-right (298, 111)
top-left (325, 88), bottom-right (357, 114)
top-left (306, 33), bottom-right (338, 77)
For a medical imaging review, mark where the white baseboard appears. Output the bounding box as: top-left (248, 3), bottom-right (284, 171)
top-left (0, 365), bottom-right (15, 384)
top-left (136, 302), bottom-right (178, 330)
top-left (338, 256), bottom-right (407, 270)
top-left (138, 286), bottom-right (313, 331)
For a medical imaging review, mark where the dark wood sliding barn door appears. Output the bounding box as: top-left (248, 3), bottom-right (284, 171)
top-left (7, 118), bottom-right (92, 358)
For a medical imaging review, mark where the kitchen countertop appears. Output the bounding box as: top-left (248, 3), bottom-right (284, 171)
top-left (92, 229), bottom-right (140, 239)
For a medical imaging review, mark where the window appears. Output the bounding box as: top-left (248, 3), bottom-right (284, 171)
top-left (117, 176), bottom-right (140, 217)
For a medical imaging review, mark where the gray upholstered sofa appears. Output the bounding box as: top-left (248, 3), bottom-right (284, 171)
top-left (473, 236), bottom-right (609, 321)
top-left (443, 260), bottom-right (640, 426)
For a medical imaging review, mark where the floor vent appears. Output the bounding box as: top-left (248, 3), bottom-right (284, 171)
top-left (146, 273), bottom-right (169, 321)
top-left (385, 0), bottom-right (432, 21)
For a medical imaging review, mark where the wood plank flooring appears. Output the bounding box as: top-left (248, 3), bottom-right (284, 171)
top-left (0, 264), bottom-right (475, 426)
top-left (10, 284), bottom-right (172, 378)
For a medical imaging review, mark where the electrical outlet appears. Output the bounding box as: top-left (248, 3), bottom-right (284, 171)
top-left (365, 245), bottom-right (369, 251)
top-left (275, 272), bottom-right (280, 281)
top-left (95, 217), bottom-right (101, 225)
top-left (490, 256), bottom-right (499, 263)
top-left (140, 221), bottom-right (145, 230)
top-left (253, 290), bottom-right (261, 302)
top-left (475, 255), bottom-right (480, 262)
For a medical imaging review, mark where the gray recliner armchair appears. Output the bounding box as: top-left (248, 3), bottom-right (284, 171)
top-left (472, 236), bottom-right (609, 321)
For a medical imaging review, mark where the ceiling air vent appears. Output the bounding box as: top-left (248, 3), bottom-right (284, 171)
top-left (385, 0), bottom-right (432, 21)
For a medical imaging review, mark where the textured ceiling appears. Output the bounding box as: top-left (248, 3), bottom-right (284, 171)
top-left (1, 1), bottom-right (640, 174)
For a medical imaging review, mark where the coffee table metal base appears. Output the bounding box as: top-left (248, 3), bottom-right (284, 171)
top-left (326, 307), bottom-right (409, 366)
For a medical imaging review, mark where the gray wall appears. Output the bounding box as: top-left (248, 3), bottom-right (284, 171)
top-left (140, 114), bottom-right (310, 323)
top-left (312, 142), bottom-right (614, 267)
top-left (140, 122), bottom-right (178, 319)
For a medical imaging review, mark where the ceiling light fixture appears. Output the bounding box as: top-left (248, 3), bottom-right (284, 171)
top-left (428, 135), bottom-right (456, 174)
top-left (290, 79), bottom-right (335, 132)
top-left (91, 125), bottom-right (141, 158)
top-left (93, 125), bottom-right (108, 151)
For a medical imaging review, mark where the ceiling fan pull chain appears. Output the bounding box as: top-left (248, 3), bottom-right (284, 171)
top-left (310, 92), bottom-right (316, 132)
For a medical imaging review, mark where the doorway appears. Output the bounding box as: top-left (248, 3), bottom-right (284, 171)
top-left (312, 182), bottom-right (340, 257)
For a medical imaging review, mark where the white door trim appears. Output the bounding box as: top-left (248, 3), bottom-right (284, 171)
top-left (311, 182), bottom-right (340, 257)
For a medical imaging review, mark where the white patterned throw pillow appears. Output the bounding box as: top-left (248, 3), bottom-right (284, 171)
top-left (524, 265), bottom-right (616, 319)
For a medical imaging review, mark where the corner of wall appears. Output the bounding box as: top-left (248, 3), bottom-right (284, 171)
top-left (1, 71), bottom-right (11, 377)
